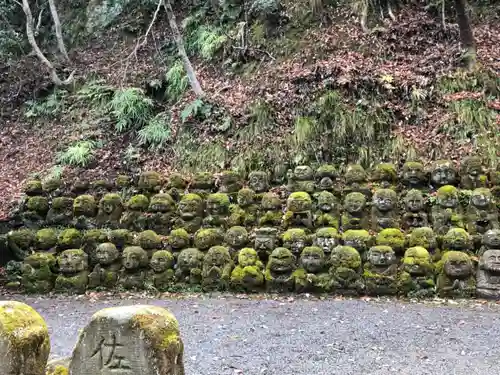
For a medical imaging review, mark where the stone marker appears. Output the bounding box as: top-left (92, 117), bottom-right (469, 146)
top-left (70, 305), bottom-right (184, 375)
top-left (0, 300), bottom-right (50, 375)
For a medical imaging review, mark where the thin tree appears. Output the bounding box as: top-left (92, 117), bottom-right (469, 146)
top-left (47, 0), bottom-right (70, 61)
top-left (454, 0), bottom-right (476, 69)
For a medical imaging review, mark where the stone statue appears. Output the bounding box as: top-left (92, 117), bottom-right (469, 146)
top-left (363, 245), bottom-right (398, 296)
top-left (193, 228), bottom-right (224, 252)
top-left (7, 229), bottom-right (35, 261)
top-left (460, 156), bottom-right (488, 190)
top-left (21, 252), bottom-right (57, 293)
top-left (265, 247), bottom-right (297, 293)
top-left (283, 192), bottom-right (313, 230)
top-left (397, 247), bottom-right (435, 298)
top-left (401, 189), bottom-right (429, 231)
top-left (224, 226), bottom-right (249, 260)
top-left (96, 193), bottom-right (123, 228)
top-left (190, 171), bottom-right (215, 198)
top-left (201, 246), bottom-right (234, 291)
top-left (174, 193), bottom-right (203, 234)
top-left (466, 188), bottom-right (499, 244)
top-left (371, 188), bottom-right (399, 232)
top-left (436, 251), bottom-right (475, 298)
top-left (118, 246), bottom-right (149, 290)
top-left (107, 229), bottom-right (134, 251)
top-left (228, 188), bottom-right (258, 228)
top-left (46, 196), bottom-right (74, 226)
top-left (431, 185), bottom-right (464, 235)
top-left (315, 164), bottom-right (338, 193)
top-left (203, 193), bottom-right (230, 228)
top-left (401, 161), bottom-right (428, 191)
top-left (166, 172), bottom-right (187, 202)
top-left (175, 248), bottom-right (204, 285)
top-left (230, 248), bottom-right (265, 292)
top-left (328, 245), bottom-right (364, 295)
top-left (217, 170), bottom-right (242, 199)
top-left (370, 163), bottom-right (398, 190)
top-left (375, 228), bottom-right (406, 257)
top-left (167, 228), bottom-right (190, 258)
top-left (314, 191), bottom-right (340, 229)
top-left (120, 195), bottom-right (149, 232)
top-left (313, 227), bottom-right (340, 256)
top-left (253, 227), bottom-right (279, 261)
top-left (258, 192), bottom-right (283, 227)
top-left (430, 160), bottom-right (458, 190)
top-left (344, 164), bottom-right (371, 199)
top-left (57, 228), bottom-right (83, 252)
top-left (477, 249), bottom-right (500, 299)
top-left (146, 193), bottom-right (176, 235)
top-left (72, 194), bottom-right (97, 230)
top-left (282, 228), bottom-right (308, 258)
top-left (478, 229), bottom-right (500, 256)
top-left (441, 228), bottom-right (472, 253)
top-left (248, 171), bottom-right (270, 197)
top-left (287, 165), bottom-right (315, 193)
top-left (55, 249), bottom-right (89, 294)
top-left (88, 243), bottom-right (121, 289)
top-left (293, 246), bottom-right (329, 293)
top-left (342, 230), bottom-right (372, 259)
top-left (136, 230), bottom-right (162, 258)
top-left (341, 192), bottom-right (369, 231)
top-left (408, 227), bottom-right (439, 260)
top-left (146, 250), bottom-right (175, 291)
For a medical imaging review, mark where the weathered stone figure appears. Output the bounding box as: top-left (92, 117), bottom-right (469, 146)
top-left (253, 227), bottom-right (279, 261)
top-left (224, 226), bottom-right (249, 260)
top-left (147, 193), bottom-right (176, 235)
top-left (344, 164), bottom-right (371, 198)
top-left (460, 156), bottom-right (488, 190)
top-left (7, 229), bottom-right (35, 261)
top-left (342, 230), bottom-right (372, 259)
top-left (283, 192), bottom-right (313, 230)
top-left (401, 161), bottom-right (428, 191)
top-left (397, 247), bottom-right (435, 298)
top-left (430, 160), bottom-right (458, 190)
top-left (313, 227), bottom-right (340, 256)
top-left (118, 246), bottom-right (149, 290)
top-left (88, 243), bottom-right (121, 289)
top-left (265, 247), bottom-right (296, 293)
top-left (174, 193), bottom-right (203, 234)
top-left (293, 246), bottom-right (329, 293)
top-left (167, 229), bottom-right (190, 258)
top-left (371, 188), bottom-right (399, 232)
top-left (476, 249), bottom-right (500, 299)
top-left (227, 188), bottom-right (258, 228)
top-left (258, 192), bottom-right (282, 227)
top-left (248, 171), bottom-right (269, 196)
top-left (341, 192), bottom-right (369, 231)
top-left (193, 228), bottom-right (224, 252)
top-left (0, 301), bottom-right (50, 375)
top-left (46, 196), bottom-right (74, 226)
top-left (431, 185), bottom-right (464, 235)
top-left (370, 163), bottom-right (398, 190)
top-left (401, 189), bottom-right (429, 231)
top-left (287, 165), bottom-right (315, 193)
top-left (315, 164), bottom-right (338, 193)
top-left (328, 245), bottom-right (364, 295)
top-left (70, 305), bottom-right (184, 375)
top-left (175, 248), bottom-right (204, 285)
top-left (55, 249), bottom-right (89, 294)
top-left (375, 228), bottom-right (406, 256)
top-left (96, 193), bottom-right (123, 228)
top-left (408, 227), bottom-right (439, 260)
top-left (201, 246), bottom-right (234, 291)
top-left (363, 246), bottom-right (398, 296)
top-left (190, 171), bottom-right (215, 197)
top-left (478, 229), bottom-right (500, 256)
top-left (230, 248), bottom-right (265, 292)
top-left (466, 188), bottom-right (499, 239)
top-left (282, 228), bottom-right (308, 258)
top-left (314, 191), bottom-right (340, 229)
top-left (22, 253), bottom-right (57, 293)
top-left (146, 250), bottom-right (175, 291)
top-left (436, 251), bottom-right (475, 298)
top-left (203, 193), bottom-right (230, 228)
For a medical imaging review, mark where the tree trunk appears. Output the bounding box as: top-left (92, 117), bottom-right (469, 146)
top-left (454, 0), bottom-right (476, 69)
top-left (163, 0), bottom-right (204, 97)
top-left (48, 0), bottom-right (70, 61)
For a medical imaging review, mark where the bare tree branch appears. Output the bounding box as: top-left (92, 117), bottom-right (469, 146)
top-left (47, 0), bottom-right (69, 61)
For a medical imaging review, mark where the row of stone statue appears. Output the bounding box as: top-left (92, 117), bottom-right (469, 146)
top-left (7, 226), bottom-right (500, 299)
top-left (0, 300), bottom-right (185, 375)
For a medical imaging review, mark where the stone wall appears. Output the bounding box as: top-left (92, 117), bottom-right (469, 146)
top-left (2, 157), bottom-right (500, 298)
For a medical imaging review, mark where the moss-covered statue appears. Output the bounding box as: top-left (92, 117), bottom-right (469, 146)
top-left (46, 197), bottom-right (74, 226)
top-left (478, 229), bottom-right (500, 256)
top-left (441, 228), bottom-right (473, 261)
top-left (138, 171), bottom-right (163, 194)
top-left (248, 171), bottom-right (269, 198)
top-left (22, 195), bottom-right (49, 227)
top-left (224, 226), bottom-right (249, 260)
top-left (293, 246), bottom-right (329, 293)
top-left (431, 185), bottom-right (464, 235)
top-left (190, 171), bottom-right (215, 198)
top-left (401, 161), bottom-right (428, 191)
top-left (72, 194), bottom-right (97, 229)
top-left (34, 229), bottom-right (56, 252)
top-left (254, 227), bottom-right (279, 261)
top-left (4, 260), bottom-right (23, 289)
top-left (314, 191), bottom-right (340, 229)
top-left (436, 251), bottom-right (475, 298)
top-left (227, 188), bottom-right (258, 228)
top-left (287, 165), bottom-right (315, 194)
top-left (401, 189), bottom-right (429, 231)
top-left (147, 193), bottom-right (176, 235)
top-left (174, 193), bottom-right (203, 233)
top-left (21, 252), bottom-right (57, 293)
top-left (476, 249), bottom-right (500, 299)
top-left (55, 249), bottom-right (89, 294)
top-left (175, 248), bottom-right (205, 285)
top-left (397, 247), bottom-right (435, 298)
top-left (258, 192), bottom-right (283, 227)
top-left (315, 165), bottom-right (338, 193)
top-left (342, 230), bottom-right (372, 259)
top-left (408, 227), bottom-right (440, 261)
top-left (430, 160), bottom-right (458, 190)
top-left (363, 246), bottom-right (398, 296)
top-left (118, 246), bottom-right (149, 290)
top-left (120, 195), bottom-right (149, 232)
top-left (96, 193), bottom-right (123, 228)
top-left (344, 164), bottom-right (371, 199)
top-left (375, 228), bottom-right (406, 257)
top-left (230, 248), bottom-right (265, 292)
top-left (201, 246), bottom-right (234, 291)
top-left (460, 156), bottom-right (488, 190)
top-left (328, 245), bottom-right (364, 295)
top-left (88, 243), bottom-right (121, 289)
top-left (194, 228), bottom-right (224, 252)
top-left (7, 229), bottom-right (35, 260)
top-left (283, 192), bottom-right (313, 230)
top-left (265, 247), bottom-right (297, 293)
top-left (135, 230), bottom-right (162, 258)
top-left (167, 228), bottom-right (190, 258)
top-left (282, 228), bottom-right (308, 258)
top-left (108, 229), bottom-right (133, 251)
top-left (466, 188), bottom-right (499, 245)
top-left (146, 250), bottom-right (175, 291)
top-left (203, 193), bottom-right (230, 228)
top-left (371, 188), bottom-right (399, 232)
top-left (370, 163), bottom-right (398, 190)
top-left (82, 229), bottom-right (108, 260)
top-left (313, 227), bottom-right (340, 256)
top-left (57, 228), bottom-right (83, 252)
top-left (165, 172), bottom-right (187, 202)
top-left (217, 170), bottom-right (242, 199)
top-left (341, 192), bottom-right (369, 231)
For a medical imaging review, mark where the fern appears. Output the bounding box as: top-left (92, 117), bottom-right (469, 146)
top-left (57, 140), bottom-right (98, 167)
top-left (138, 113), bottom-right (172, 149)
top-left (166, 60), bottom-right (189, 101)
top-left (194, 26), bottom-right (227, 61)
top-left (76, 79), bottom-right (115, 106)
top-left (181, 99), bottom-right (212, 123)
top-left (24, 90), bottom-right (67, 118)
top-left (109, 88), bottom-right (153, 132)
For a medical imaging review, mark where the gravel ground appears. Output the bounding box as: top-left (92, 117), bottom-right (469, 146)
top-left (3, 294), bottom-right (500, 375)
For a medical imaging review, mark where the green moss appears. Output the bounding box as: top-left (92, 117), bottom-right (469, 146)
top-left (345, 164), bottom-right (367, 183)
top-left (24, 179), bottom-right (43, 195)
top-left (8, 229), bottom-right (35, 250)
top-left (115, 174), bottom-right (131, 188)
top-left (35, 228), bottom-right (57, 250)
top-left (46, 364), bottom-right (69, 375)
top-left (402, 246), bottom-right (431, 264)
top-left (168, 228), bottom-right (190, 249)
top-left (237, 188), bottom-right (256, 205)
top-left (192, 171), bottom-right (214, 188)
top-left (261, 192), bottom-right (282, 210)
top-left (58, 229), bottom-right (83, 249)
top-left (437, 185), bottom-right (459, 198)
top-left (404, 161), bottom-right (424, 170)
top-left (315, 164), bottom-right (337, 178)
top-left (41, 177), bottom-right (61, 191)
top-left (207, 193), bottom-right (230, 207)
top-left (194, 228), bottom-right (224, 250)
top-left (342, 229), bottom-right (371, 242)
top-left (330, 245), bottom-right (362, 269)
top-left (138, 171), bottom-right (163, 191)
top-left (286, 192), bottom-right (312, 212)
top-left (372, 163), bottom-right (397, 182)
top-left (408, 227), bottom-right (437, 249)
top-left (73, 195), bottom-right (97, 217)
top-left (100, 193), bottom-right (122, 206)
top-left (136, 230), bottom-right (162, 250)
top-left (375, 228), bottom-right (406, 254)
top-left (83, 229), bottom-right (108, 245)
top-left (315, 227), bottom-right (339, 238)
top-left (149, 193), bottom-right (175, 212)
top-left (108, 229), bottom-right (133, 248)
top-left (282, 228), bottom-right (307, 242)
top-left (224, 226), bottom-right (249, 247)
top-left (167, 172), bottom-right (187, 189)
top-left (26, 196), bottom-right (49, 213)
top-left (52, 197), bottom-right (74, 210)
top-left (127, 195), bottom-right (150, 211)
top-left (436, 250), bottom-right (472, 274)
top-left (442, 228), bottom-right (471, 251)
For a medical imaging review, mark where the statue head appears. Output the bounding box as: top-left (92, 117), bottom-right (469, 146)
top-left (408, 227), bottom-right (437, 251)
top-left (480, 250), bottom-right (500, 273)
top-left (343, 192), bottom-right (366, 214)
top-left (178, 248), bottom-right (204, 270)
top-left (267, 247), bottom-right (296, 273)
top-left (58, 249), bottom-right (88, 274)
top-left (402, 247), bottom-right (432, 276)
top-left (470, 188), bottom-right (493, 210)
top-left (442, 228), bottom-right (471, 251)
top-left (206, 193), bottom-right (230, 216)
top-left (122, 246), bottom-right (148, 270)
top-left (402, 161), bottom-right (426, 187)
top-left (194, 228), bottom-right (223, 251)
top-left (150, 250), bottom-right (174, 273)
top-left (237, 188), bottom-right (256, 207)
top-left (404, 189), bottom-right (425, 212)
top-left (224, 226), bottom-right (249, 248)
top-left (149, 193), bottom-right (175, 213)
top-left (99, 193), bottom-right (122, 215)
top-left (329, 246), bottom-right (361, 271)
top-left (178, 194), bottom-right (203, 219)
top-left (127, 195), bottom-right (150, 212)
top-left (168, 229), bottom-right (190, 250)
top-left (483, 229), bottom-right (500, 249)
top-left (367, 246), bottom-right (397, 267)
top-left (375, 228), bottom-right (406, 254)
top-left (286, 192), bottom-right (312, 212)
top-left (342, 230), bottom-right (372, 254)
top-left (371, 163), bottom-right (397, 185)
top-left (282, 228), bottom-right (308, 256)
top-left (345, 164), bottom-right (367, 184)
top-left (248, 171), bottom-right (269, 193)
top-left (316, 191), bottom-right (338, 213)
top-left (293, 165), bottom-right (314, 181)
top-left (436, 185), bottom-right (459, 209)
top-left (261, 192), bottom-right (282, 211)
top-left (237, 248), bottom-right (260, 267)
top-left (315, 165), bottom-right (337, 190)
top-left (300, 246), bottom-right (325, 273)
top-left (372, 189), bottom-right (397, 212)
top-left (204, 246), bottom-right (231, 268)
top-left (313, 227), bottom-right (339, 254)
top-left (461, 156), bottom-right (483, 178)
top-left (95, 243), bottom-right (119, 265)
top-left (254, 227), bottom-right (278, 255)
top-left (441, 251), bottom-right (472, 278)
top-left (136, 230), bottom-right (162, 251)
top-left (431, 160), bottom-right (457, 187)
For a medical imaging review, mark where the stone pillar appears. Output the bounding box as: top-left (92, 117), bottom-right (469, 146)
top-left (70, 305), bottom-right (184, 375)
top-left (0, 300), bottom-right (50, 375)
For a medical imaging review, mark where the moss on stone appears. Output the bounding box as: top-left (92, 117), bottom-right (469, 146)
top-left (192, 171), bottom-right (214, 188)
top-left (207, 193), bottom-right (230, 208)
top-left (437, 185), bottom-right (459, 198)
top-left (24, 179), bottom-right (43, 195)
top-left (315, 227), bottom-right (339, 238)
top-left (127, 194), bottom-right (150, 211)
top-left (57, 229), bottom-right (83, 250)
top-left (42, 177), bottom-right (62, 191)
top-left (51, 197), bottom-right (74, 211)
top-left (371, 163), bottom-right (397, 183)
top-left (375, 228), bottom-right (406, 254)
top-left (286, 192), bottom-right (312, 212)
top-left (261, 192), bottom-right (282, 210)
top-left (194, 228), bottom-right (224, 250)
top-left (237, 188), bottom-right (256, 206)
top-left (345, 164), bottom-right (367, 183)
top-left (408, 227), bottom-right (437, 249)
top-left (342, 230), bottom-right (371, 244)
top-left (26, 196), bottom-right (49, 213)
top-left (73, 195), bottom-right (97, 217)
top-left (149, 193), bottom-right (175, 213)
top-left (167, 172), bottom-right (187, 189)
top-left (330, 245), bottom-right (362, 269)
top-left (138, 171), bottom-right (163, 192)
top-left (315, 164), bottom-right (337, 178)
top-left (108, 229), bottom-right (133, 248)
top-left (136, 230), bottom-right (162, 250)
top-left (168, 228), bottom-right (190, 249)
top-left (35, 228), bottom-right (58, 250)
top-left (224, 226), bottom-right (249, 247)
top-left (22, 252), bottom-right (57, 293)
top-left (442, 228), bottom-right (471, 251)
top-left (8, 229), bottom-right (35, 252)
top-left (115, 174), bottom-right (131, 188)
top-left (282, 228), bottom-right (307, 242)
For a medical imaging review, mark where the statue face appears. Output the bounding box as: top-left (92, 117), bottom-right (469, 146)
top-left (483, 250), bottom-right (500, 273)
top-left (261, 194), bottom-right (281, 210)
top-left (367, 248), bottom-right (396, 267)
top-left (207, 200), bottom-right (223, 215)
top-left (178, 249), bottom-right (203, 269)
top-left (444, 258), bottom-right (472, 278)
top-left (466, 161), bottom-right (482, 177)
top-left (294, 166), bottom-right (314, 180)
top-left (150, 252), bottom-right (173, 273)
top-left (248, 172), bottom-right (268, 193)
top-left (344, 194), bottom-right (366, 214)
top-left (300, 248), bottom-right (325, 273)
top-left (170, 234), bottom-right (188, 249)
top-left (237, 192), bottom-right (253, 207)
top-left (178, 199), bottom-right (201, 219)
top-left (205, 247), bottom-right (230, 267)
top-left (317, 192), bottom-right (336, 212)
top-left (59, 251), bottom-right (88, 274)
top-left (484, 230), bottom-right (500, 249)
top-left (471, 192), bottom-right (491, 209)
top-left (405, 191), bottom-right (424, 212)
top-left (318, 177), bottom-right (334, 191)
top-left (284, 238), bottom-right (306, 256)
top-left (102, 202), bottom-right (114, 214)
top-left (373, 192), bottom-right (395, 212)
top-left (122, 249), bottom-right (145, 270)
top-left (403, 165), bottom-right (424, 185)
top-left (225, 229), bottom-right (248, 247)
top-left (269, 248), bottom-right (295, 272)
top-left (254, 231), bottom-right (276, 251)
top-left (313, 236), bottom-right (337, 254)
top-left (95, 244), bottom-right (119, 265)
top-left (431, 164), bottom-right (456, 186)
top-left (438, 193), bottom-right (458, 209)
top-left (238, 249), bottom-right (258, 267)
